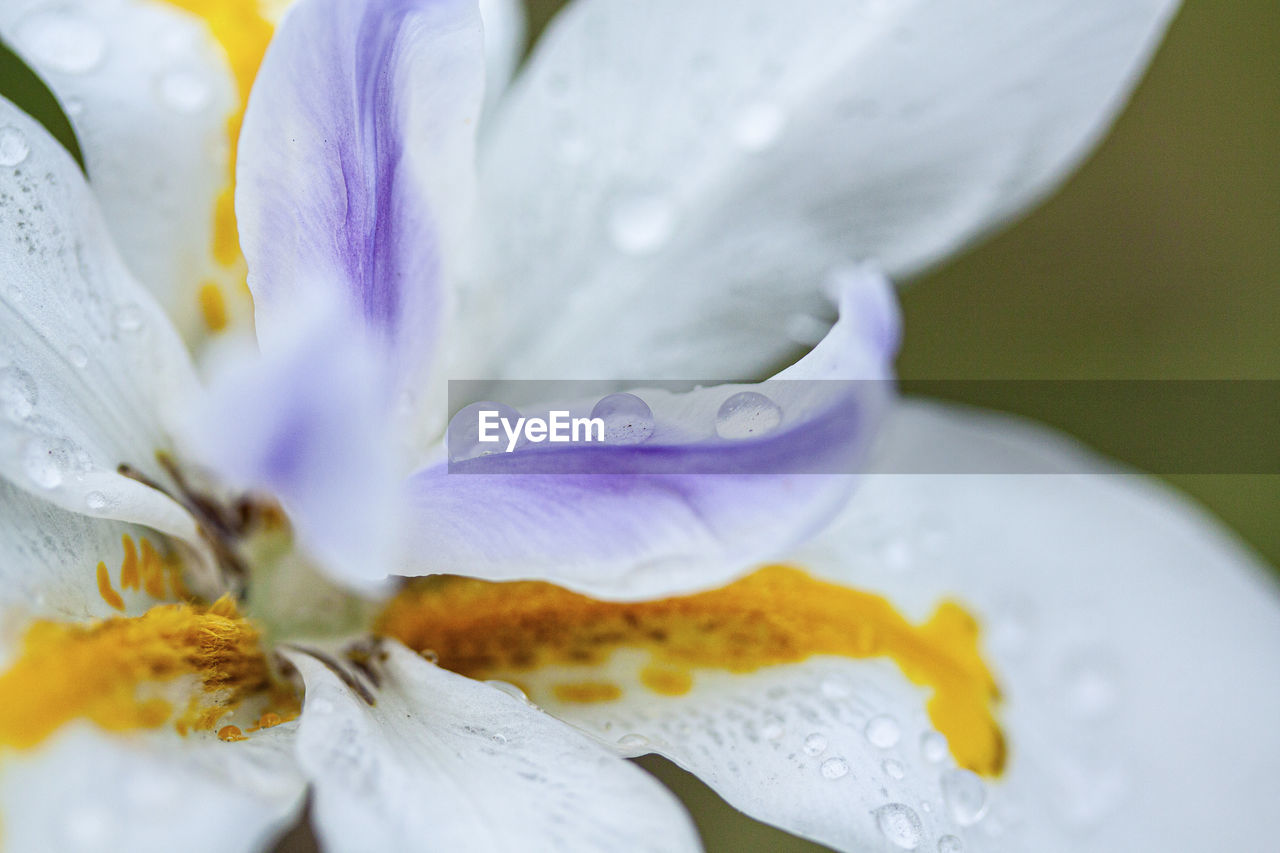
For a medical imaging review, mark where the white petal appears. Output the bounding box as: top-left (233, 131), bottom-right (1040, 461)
top-left (0, 724), bottom-right (305, 853)
top-left (0, 97), bottom-right (203, 547)
top-left (0, 477), bottom-right (167, 622)
top-left (531, 400), bottom-right (1280, 851)
top-left (0, 0), bottom-right (241, 342)
top-left (287, 642), bottom-right (701, 853)
top-left (466, 0), bottom-right (1177, 379)
top-left (479, 0), bottom-right (526, 116)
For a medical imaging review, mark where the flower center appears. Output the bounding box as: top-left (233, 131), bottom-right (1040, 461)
top-left (0, 595), bottom-right (293, 750)
top-left (376, 565), bottom-right (1007, 776)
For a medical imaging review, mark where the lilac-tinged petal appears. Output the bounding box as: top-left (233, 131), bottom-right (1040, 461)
top-left (236, 0), bottom-right (484, 385)
top-left (391, 270), bottom-right (899, 599)
top-left (181, 300), bottom-right (401, 580)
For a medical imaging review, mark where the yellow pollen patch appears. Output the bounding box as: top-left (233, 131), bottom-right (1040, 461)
top-left (378, 565), bottom-right (1007, 776)
top-left (0, 597), bottom-right (270, 750)
top-left (162, 0), bottom-right (275, 330)
top-left (198, 282), bottom-right (230, 332)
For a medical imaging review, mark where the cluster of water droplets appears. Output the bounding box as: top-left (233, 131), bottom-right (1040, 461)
top-left (447, 388), bottom-right (792, 462)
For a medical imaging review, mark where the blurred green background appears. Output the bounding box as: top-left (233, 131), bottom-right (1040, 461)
top-left (6, 1), bottom-right (1275, 850)
top-left (525, 0), bottom-right (1278, 849)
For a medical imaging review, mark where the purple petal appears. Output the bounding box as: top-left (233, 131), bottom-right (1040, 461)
top-left (236, 0), bottom-right (484, 378)
top-left (390, 269), bottom-right (900, 599)
top-left (181, 301), bottom-right (401, 580)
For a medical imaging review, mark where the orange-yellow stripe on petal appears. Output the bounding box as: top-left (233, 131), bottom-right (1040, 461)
top-left (378, 565), bottom-right (1007, 776)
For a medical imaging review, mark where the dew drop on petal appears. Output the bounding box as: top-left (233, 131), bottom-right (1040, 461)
top-left (113, 304), bottom-right (143, 333)
top-left (920, 730), bottom-right (948, 763)
top-left (874, 803), bottom-right (924, 850)
top-left (761, 719), bottom-right (785, 741)
top-left (616, 733), bottom-right (649, 750)
top-left (448, 401), bottom-right (522, 462)
top-left (23, 437), bottom-right (70, 489)
top-left (865, 714), bottom-right (901, 749)
top-left (16, 11), bottom-right (106, 74)
top-left (937, 835), bottom-right (964, 853)
top-left (731, 101), bottom-right (786, 152)
top-left (0, 366), bottom-right (37, 421)
top-left (484, 679), bottom-right (529, 703)
top-left (883, 758), bottom-right (906, 780)
top-left (0, 125), bottom-right (31, 167)
top-left (67, 345), bottom-right (90, 368)
top-left (156, 70), bottom-right (211, 112)
top-left (590, 392), bottom-right (655, 445)
top-left (821, 756), bottom-right (849, 779)
top-left (84, 490), bottom-right (111, 511)
top-left (802, 732), bottom-right (827, 756)
top-left (941, 768), bottom-right (989, 826)
top-left (608, 193), bottom-right (674, 255)
top-left (63, 803), bottom-right (110, 849)
top-left (715, 391), bottom-right (782, 439)
top-left (820, 676), bottom-right (851, 699)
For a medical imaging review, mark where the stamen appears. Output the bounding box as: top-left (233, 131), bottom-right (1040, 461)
top-left (378, 565), bottom-right (1008, 776)
top-left (0, 597), bottom-right (274, 750)
top-left (96, 562), bottom-right (124, 612)
top-left (217, 724), bottom-right (246, 742)
top-left (119, 533), bottom-right (139, 591)
top-left (198, 282), bottom-right (229, 332)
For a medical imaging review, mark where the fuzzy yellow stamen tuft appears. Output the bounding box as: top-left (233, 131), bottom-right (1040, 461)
top-left (0, 597), bottom-right (270, 750)
top-left (378, 565), bottom-right (1007, 776)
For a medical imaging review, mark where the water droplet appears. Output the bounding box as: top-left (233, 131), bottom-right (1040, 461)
top-left (731, 101), bottom-right (786, 151)
top-left (447, 401), bottom-right (522, 462)
top-left (874, 803), bottom-right (923, 850)
top-left (64, 98), bottom-right (85, 117)
top-left (865, 714), bottom-right (901, 749)
top-left (484, 680), bottom-right (529, 702)
top-left (64, 803), bottom-right (110, 849)
top-left (1062, 653), bottom-right (1117, 719)
top-left (419, 649), bottom-right (439, 664)
top-left (715, 391), bottom-right (782, 439)
top-left (490, 731), bottom-right (508, 745)
top-left (0, 366), bottom-right (37, 421)
top-left (0, 125), bottom-right (31, 167)
top-left (820, 676), bottom-right (852, 699)
top-left (616, 733), bottom-right (649, 750)
top-left (941, 768), bottom-right (989, 826)
top-left (883, 759), bottom-right (906, 779)
top-left (920, 730), bottom-right (948, 763)
top-left (84, 490), bottom-right (111, 511)
top-left (879, 538), bottom-right (913, 571)
top-left (17, 11), bottom-right (106, 74)
top-left (156, 70), bottom-right (211, 112)
top-left (67, 345), bottom-right (89, 368)
top-left (608, 193), bottom-right (674, 255)
top-left (802, 732), bottom-right (827, 756)
top-left (937, 835), bottom-right (964, 853)
top-left (820, 756), bottom-right (849, 779)
top-left (23, 438), bottom-right (71, 489)
top-left (590, 392), bottom-right (655, 445)
top-left (114, 304), bottom-right (143, 333)
top-left (785, 313), bottom-right (829, 346)
top-left (761, 720), bottom-right (785, 741)
top-left (308, 697), bottom-right (335, 715)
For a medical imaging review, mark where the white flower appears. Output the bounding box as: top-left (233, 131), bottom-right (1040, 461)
top-left (0, 0), bottom-right (1276, 852)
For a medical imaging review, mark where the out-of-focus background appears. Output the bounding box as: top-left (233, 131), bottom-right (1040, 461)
top-left (525, 1), bottom-right (1278, 849)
